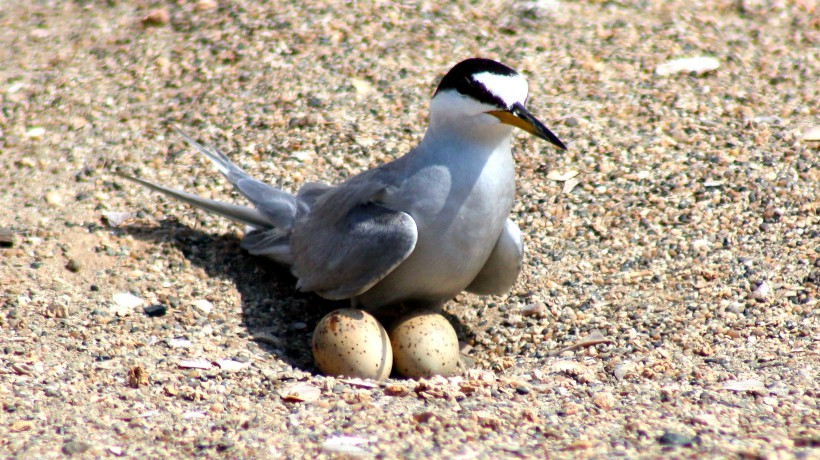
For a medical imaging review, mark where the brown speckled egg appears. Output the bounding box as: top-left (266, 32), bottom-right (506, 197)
top-left (389, 312), bottom-right (459, 378)
top-left (312, 309), bottom-right (392, 380)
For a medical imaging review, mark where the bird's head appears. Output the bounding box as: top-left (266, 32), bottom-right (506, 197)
top-left (429, 58), bottom-right (566, 150)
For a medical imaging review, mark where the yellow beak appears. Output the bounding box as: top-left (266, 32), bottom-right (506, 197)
top-left (488, 102), bottom-right (566, 150)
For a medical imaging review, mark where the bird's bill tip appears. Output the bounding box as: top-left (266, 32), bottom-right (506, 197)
top-left (488, 104), bottom-right (567, 151)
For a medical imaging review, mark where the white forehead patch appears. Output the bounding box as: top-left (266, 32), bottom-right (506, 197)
top-left (472, 71), bottom-right (529, 107)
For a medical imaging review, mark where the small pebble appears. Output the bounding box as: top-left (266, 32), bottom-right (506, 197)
top-left (322, 436), bottom-right (369, 456)
top-left (520, 302), bottom-right (546, 317)
top-left (289, 114), bottom-right (320, 127)
top-left (25, 127), bottom-right (46, 140)
top-left (349, 77), bottom-right (374, 95)
top-left (279, 382), bottom-right (321, 402)
top-left (102, 211), bottom-right (135, 227)
top-left (215, 359), bottom-right (249, 372)
top-left (751, 281), bottom-right (771, 300)
top-left (655, 56), bottom-right (720, 76)
top-left (178, 359), bottom-right (213, 370)
top-left (141, 8), bottom-right (170, 26)
top-left (143, 304), bottom-right (167, 317)
top-left (127, 365), bottom-right (149, 388)
top-left (0, 227), bottom-right (17, 247)
top-left (45, 191), bottom-right (63, 206)
top-left (62, 441), bottom-right (92, 456)
top-left (112, 292), bottom-right (144, 316)
top-left (191, 299), bottom-right (213, 315)
top-left (658, 430), bottom-right (695, 447)
top-left (195, 0), bottom-right (218, 11)
top-left (801, 125), bottom-right (820, 143)
top-left (167, 338), bottom-right (193, 348)
top-left (209, 403), bottom-right (224, 413)
top-left (65, 258), bottom-right (82, 273)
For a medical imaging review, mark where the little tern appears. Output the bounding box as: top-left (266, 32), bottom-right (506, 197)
top-left (119, 58), bottom-right (566, 313)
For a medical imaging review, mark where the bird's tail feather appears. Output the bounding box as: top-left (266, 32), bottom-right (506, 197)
top-left (116, 172), bottom-right (273, 230)
top-left (172, 126), bottom-right (238, 178)
top-left (173, 126), bottom-right (308, 230)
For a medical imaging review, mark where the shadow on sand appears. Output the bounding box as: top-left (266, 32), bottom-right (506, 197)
top-left (117, 218), bottom-right (477, 374)
top-left (118, 219), bottom-right (344, 372)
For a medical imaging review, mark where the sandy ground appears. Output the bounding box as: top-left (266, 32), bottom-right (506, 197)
top-left (1, 0), bottom-right (818, 458)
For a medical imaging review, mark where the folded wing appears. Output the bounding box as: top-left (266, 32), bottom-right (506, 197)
top-left (290, 201), bottom-right (417, 300)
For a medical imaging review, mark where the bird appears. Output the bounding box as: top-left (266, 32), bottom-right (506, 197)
top-left (119, 58), bottom-right (566, 314)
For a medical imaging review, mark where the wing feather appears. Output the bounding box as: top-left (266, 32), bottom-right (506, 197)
top-left (290, 202), bottom-right (417, 300)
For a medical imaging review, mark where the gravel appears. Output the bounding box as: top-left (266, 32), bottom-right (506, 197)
top-left (1, 0), bottom-right (818, 458)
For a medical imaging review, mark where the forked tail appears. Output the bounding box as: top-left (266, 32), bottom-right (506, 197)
top-left (116, 127), bottom-right (316, 265)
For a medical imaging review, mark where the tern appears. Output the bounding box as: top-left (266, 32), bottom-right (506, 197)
top-left (119, 58), bottom-right (566, 313)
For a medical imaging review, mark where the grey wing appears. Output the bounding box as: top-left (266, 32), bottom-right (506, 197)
top-left (297, 182), bottom-right (333, 206)
top-left (239, 182), bottom-right (333, 265)
top-left (290, 202), bottom-right (417, 300)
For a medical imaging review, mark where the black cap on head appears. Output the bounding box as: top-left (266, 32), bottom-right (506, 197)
top-left (434, 58), bottom-right (519, 109)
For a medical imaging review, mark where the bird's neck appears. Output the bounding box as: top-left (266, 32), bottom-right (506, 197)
top-left (418, 119), bottom-right (513, 161)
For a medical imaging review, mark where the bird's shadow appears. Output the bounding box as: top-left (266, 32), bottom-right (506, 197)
top-left (119, 219), bottom-right (343, 372)
top-left (118, 219), bottom-right (478, 374)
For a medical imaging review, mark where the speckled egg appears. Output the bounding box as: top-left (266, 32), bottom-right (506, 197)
top-left (311, 308), bottom-right (392, 380)
top-left (389, 311), bottom-right (460, 378)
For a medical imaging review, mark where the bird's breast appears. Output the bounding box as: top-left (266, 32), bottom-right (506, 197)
top-left (363, 148), bottom-right (515, 309)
